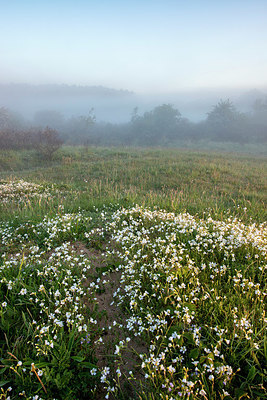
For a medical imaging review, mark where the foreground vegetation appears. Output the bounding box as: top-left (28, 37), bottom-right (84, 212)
top-left (0, 147), bottom-right (266, 399)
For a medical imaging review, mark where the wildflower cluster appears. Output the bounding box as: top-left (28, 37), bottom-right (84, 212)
top-left (0, 214), bottom-right (101, 399)
top-left (106, 206), bottom-right (266, 399)
top-left (0, 211), bottom-right (91, 250)
top-left (0, 180), bottom-right (57, 205)
top-left (0, 203), bottom-right (266, 399)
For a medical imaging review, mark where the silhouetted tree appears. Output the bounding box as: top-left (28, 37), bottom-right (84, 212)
top-left (130, 104), bottom-right (182, 145)
top-left (207, 99), bottom-right (241, 125)
top-left (205, 99), bottom-right (248, 142)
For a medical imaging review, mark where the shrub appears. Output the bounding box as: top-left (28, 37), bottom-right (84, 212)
top-left (33, 127), bottom-right (63, 160)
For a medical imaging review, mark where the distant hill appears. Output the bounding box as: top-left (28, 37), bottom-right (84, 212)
top-left (0, 83), bottom-right (134, 98)
top-left (0, 84), bottom-right (135, 121)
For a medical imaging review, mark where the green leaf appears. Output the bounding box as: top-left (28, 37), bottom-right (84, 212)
top-left (189, 348), bottom-right (199, 359)
top-left (80, 361), bottom-right (98, 369)
top-left (0, 368), bottom-right (7, 375)
top-left (71, 356), bottom-right (85, 363)
top-left (67, 332), bottom-right (75, 352)
top-left (183, 332), bottom-right (194, 344)
top-left (247, 365), bottom-right (257, 382)
top-left (0, 380), bottom-right (10, 387)
top-left (22, 311), bottom-right (29, 327)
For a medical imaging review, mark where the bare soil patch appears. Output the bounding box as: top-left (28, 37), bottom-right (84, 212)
top-left (74, 241), bottom-right (148, 399)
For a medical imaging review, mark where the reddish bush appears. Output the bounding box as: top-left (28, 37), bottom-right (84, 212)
top-left (0, 127), bottom-right (63, 159)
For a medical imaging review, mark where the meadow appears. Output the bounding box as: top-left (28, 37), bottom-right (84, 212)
top-left (0, 146), bottom-right (266, 400)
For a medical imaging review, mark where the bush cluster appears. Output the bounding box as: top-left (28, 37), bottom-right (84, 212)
top-left (0, 127), bottom-right (63, 159)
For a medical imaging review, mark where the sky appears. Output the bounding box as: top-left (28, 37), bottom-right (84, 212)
top-left (1, 0), bottom-right (267, 93)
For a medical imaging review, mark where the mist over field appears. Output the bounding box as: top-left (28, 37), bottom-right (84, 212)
top-left (0, 83), bottom-right (266, 123)
top-left (1, 83), bottom-right (267, 151)
top-left (1, 0), bottom-right (267, 150)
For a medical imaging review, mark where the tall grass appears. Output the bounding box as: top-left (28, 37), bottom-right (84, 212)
top-left (0, 147), bottom-right (266, 223)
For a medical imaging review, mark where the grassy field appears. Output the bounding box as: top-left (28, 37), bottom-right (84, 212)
top-left (0, 147), bottom-right (266, 400)
top-left (0, 146), bottom-right (266, 222)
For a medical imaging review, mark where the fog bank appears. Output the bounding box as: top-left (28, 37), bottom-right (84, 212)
top-left (1, 84), bottom-right (266, 123)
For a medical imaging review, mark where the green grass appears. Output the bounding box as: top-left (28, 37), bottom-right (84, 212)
top-left (0, 146), bottom-right (266, 399)
top-left (0, 146), bottom-right (266, 223)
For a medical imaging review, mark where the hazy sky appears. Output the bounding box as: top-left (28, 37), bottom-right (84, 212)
top-left (1, 0), bottom-right (267, 93)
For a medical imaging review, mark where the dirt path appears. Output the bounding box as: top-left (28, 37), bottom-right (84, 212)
top-left (74, 241), bottom-right (148, 399)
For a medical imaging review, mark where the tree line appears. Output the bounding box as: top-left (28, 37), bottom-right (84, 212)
top-left (0, 99), bottom-right (266, 157)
